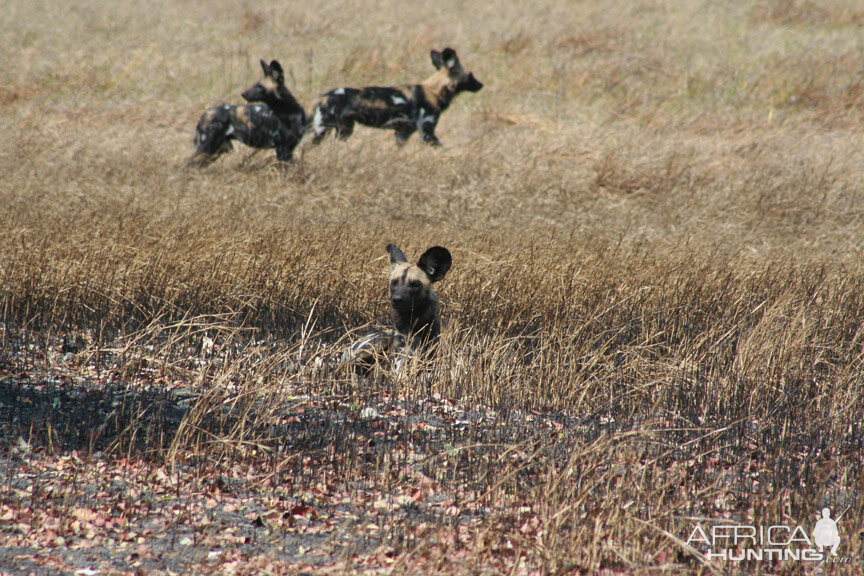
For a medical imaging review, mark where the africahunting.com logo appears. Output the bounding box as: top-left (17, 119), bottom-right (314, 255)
top-left (686, 507), bottom-right (852, 564)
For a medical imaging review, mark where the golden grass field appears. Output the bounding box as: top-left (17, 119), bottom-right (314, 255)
top-left (2, 0), bottom-right (864, 573)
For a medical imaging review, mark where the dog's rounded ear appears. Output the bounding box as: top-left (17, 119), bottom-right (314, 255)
top-left (441, 48), bottom-right (459, 70)
top-left (269, 60), bottom-right (284, 82)
top-left (387, 244), bottom-right (408, 265)
top-left (260, 59), bottom-right (270, 74)
top-left (430, 50), bottom-right (444, 70)
top-left (418, 247), bottom-right (452, 283)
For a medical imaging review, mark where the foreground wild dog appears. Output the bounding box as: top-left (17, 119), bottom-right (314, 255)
top-left (308, 48), bottom-right (482, 147)
top-left (343, 244), bottom-right (453, 372)
top-left (190, 60), bottom-right (306, 166)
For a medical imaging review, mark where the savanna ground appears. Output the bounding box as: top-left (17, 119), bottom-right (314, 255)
top-left (2, 0), bottom-right (864, 574)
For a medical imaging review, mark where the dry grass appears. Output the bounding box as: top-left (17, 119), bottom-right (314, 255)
top-left (2, 0), bottom-right (864, 573)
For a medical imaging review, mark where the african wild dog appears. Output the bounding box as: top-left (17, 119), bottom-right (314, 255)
top-left (307, 48), bottom-right (482, 147)
top-left (343, 244), bottom-right (453, 372)
top-left (189, 59), bottom-right (306, 166)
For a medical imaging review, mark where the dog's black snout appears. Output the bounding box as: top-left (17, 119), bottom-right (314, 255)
top-left (241, 84), bottom-right (265, 102)
top-left (391, 293), bottom-right (411, 310)
top-left (466, 74), bottom-right (483, 92)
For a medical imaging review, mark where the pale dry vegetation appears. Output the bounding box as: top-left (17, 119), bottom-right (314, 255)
top-left (2, 0), bottom-right (864, 574)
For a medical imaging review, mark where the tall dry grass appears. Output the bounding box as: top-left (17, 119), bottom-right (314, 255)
top-left (2, 0), bottom-right (864, 572)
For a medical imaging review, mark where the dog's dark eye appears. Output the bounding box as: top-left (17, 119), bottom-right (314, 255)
top-left (391, 279), bottom-right (398, 286)
top-left (409, 280), bottom-right (423, 288)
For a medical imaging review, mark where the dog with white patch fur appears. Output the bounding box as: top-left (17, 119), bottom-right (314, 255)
top-left (189, 60), bottom-right (306, 166)
top-left (307, 48), bottom-right (482, 148)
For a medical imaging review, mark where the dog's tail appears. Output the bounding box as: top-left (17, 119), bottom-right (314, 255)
top-left (187, 124), bottom-right (214, 168)
top-left (184, 151), bottom-right (213, 169)
top-left (294, 98), bottom-right (327, 159)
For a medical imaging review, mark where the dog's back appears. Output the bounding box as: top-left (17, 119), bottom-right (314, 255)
top-left (191, 103), bottom-right (277, 162)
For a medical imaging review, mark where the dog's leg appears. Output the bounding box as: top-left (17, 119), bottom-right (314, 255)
top-left (196, 125), bottom-right (229, 155)
top-left (187, 131), bottom-right (230, 167)
top-left (273, 131), bottom-right (296, 162)
top-left (419, 119), bottom-right (441, 146)
top-left (184, 152), bottom-right (211, 168)
top-left (394, 126), bottom-right (415, 146)
top-left (335, 119), bottom-right (355, 140)
top-left (240, 148), bottom-right (262, 167)
top-left (275, 146), bottom-right (293, 162)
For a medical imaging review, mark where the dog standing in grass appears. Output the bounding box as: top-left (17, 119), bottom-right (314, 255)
top-left (307, 48), bottom-right (482, 147)
top-left (343, 244), bottom-right (452, 372)
top-left (189, 59), bottom-right (306, 166)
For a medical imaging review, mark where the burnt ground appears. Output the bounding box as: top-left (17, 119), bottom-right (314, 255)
top-left (0, 331), bottom-right (607, 575)
top-left (3, 330), bottom-right (859, 575)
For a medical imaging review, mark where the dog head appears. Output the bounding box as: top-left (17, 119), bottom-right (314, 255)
top-left (242, 59), bottom-right (285, 102)
top-left (430, 48), bottom-right (483, 94)
top-left (387, 244), bottom-right (452, 320)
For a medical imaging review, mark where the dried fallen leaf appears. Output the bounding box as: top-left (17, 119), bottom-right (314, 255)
top-left (289, 504), bottom-right (317, 519)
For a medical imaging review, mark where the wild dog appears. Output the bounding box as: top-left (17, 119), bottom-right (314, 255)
top-left (343, 244), bottom-right (452, 372)
top-left (308, 48), bottom-right (482, 147)
top-left (189, 60), bottom-right (306, 166)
